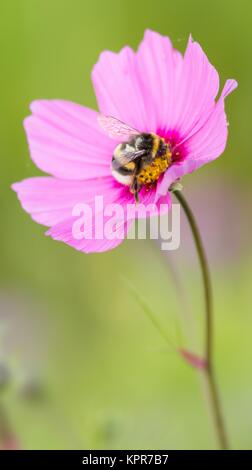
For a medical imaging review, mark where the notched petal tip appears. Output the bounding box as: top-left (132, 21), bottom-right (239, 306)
top-left (11, 182), bottom-right (19, 193)
top-left (143, 28), bottom-right (163, 41)
top-left (29, 99), bottom-right (48, 114)
top-left (11, 179), bottom-right (31, 195)
top-left (23, 115), bottom-right (32, 132)
top-left (141, 28), bottom-right (174, 53)
top-left (221, 79), bottom-right (238, 99)
top-left (188, 33), bottom-right (194, 44)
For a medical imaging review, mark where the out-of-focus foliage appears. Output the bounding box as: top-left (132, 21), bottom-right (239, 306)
top-left (0, 0), bottom-right (251, 449)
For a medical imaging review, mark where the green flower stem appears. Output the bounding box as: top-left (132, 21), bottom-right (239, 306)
top-left (173, 189), bottom-right (229, 450)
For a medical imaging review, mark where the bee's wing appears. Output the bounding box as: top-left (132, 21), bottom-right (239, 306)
top-left (98, 114), bottom-right (140, 141)
top-left (112, 149), bottom-right (147, 170)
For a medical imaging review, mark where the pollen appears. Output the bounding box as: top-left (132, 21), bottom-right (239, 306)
top-left (137, 151), bottom-right (172, 187)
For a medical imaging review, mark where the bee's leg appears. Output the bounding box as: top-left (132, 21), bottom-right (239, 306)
top-left (130, 158), bottom-right (143, 203)
top-left (130, 177), bottom-right (140, 204)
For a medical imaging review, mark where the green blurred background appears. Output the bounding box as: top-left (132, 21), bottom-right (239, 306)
top-left (0, 0), bottom-right (251, 450)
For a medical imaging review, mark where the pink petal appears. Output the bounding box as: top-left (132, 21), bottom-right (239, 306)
top-left (46, 187), bottom-right (171, 254)
top-left (46, 216), bottom-right (132, 254)
top-left (132, 186), bottom-right (171, 218)
top-left (13, 173), bottom-right (171, 253)
top-left (24, 100), bottom-right (115, 179)
top-left (46, 185), bottom-right (134, 253)
top-left (186, 79), bottom-right (238, 161)
top-left (156, 79), bottom-right (237, 199)
top-left (12, 175), bottom-right (119, 226)
top-left (92, 30), bottom-right (182, 133)
top-left (136, 30), bottom-right (178, 132)
top-left (92, 46), bottom-right (150, 132)
top-left (169, 36), bottom-right (220, 139)
top-left (155, 160), bottom-right (198, 200)
top-left (92, 30), bottom-right (220, 140)
top-left (13, 174), bottom-right (132, 253)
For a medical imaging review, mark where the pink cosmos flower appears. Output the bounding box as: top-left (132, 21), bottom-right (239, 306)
top-left (12, 30), bottom-right (237, 253)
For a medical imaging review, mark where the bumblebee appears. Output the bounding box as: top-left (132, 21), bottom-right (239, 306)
top-left (98, 115), bottom-right (172, 202)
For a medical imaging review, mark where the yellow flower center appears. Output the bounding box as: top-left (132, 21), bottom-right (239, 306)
top-left (137, 150), bottom-right (172, 187)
